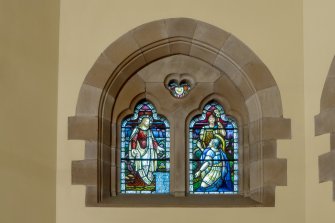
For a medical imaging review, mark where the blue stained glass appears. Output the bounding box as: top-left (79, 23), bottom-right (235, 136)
top-left (120, 100), bottom-right (170, 194)
top-left (155, 172), bottom-right (170, 193)
top-left (188, 101), bottom-right (239, 194)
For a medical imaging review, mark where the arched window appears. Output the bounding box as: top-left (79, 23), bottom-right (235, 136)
top-left (189, 101), bottom-right (238, 194)
top-left (120, 101), bottom-right (170, 194)
top-left (69, 18), bottom-right (291, 207)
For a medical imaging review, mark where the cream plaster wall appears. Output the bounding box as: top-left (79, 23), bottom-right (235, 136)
top-left (4, 1), bottom-right (335, 223)
top-left (57, 0), bottom-right (304, 223)
top-left (0, 0), bottom-right (59, 223)
top-left (304, 1), bottom-right (335, 223)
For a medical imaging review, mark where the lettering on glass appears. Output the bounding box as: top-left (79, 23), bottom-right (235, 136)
top-left (120, 101), bottom-right (170, 194)
top-left (189, 101), bottom-right (239, 194)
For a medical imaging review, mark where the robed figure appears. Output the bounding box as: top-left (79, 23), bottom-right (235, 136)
top-left (195, 138), bottom-right (233, 192)
top-left (129, 117), bottom-right (164, 185)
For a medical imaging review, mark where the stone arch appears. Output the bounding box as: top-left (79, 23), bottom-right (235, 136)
top-left (69, 18), bottom-right (290, 206)
top-left (315, 56), bottom-right (335, 200)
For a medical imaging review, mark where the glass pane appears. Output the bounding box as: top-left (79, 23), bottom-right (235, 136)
top-left (167, 79), bottom-right (192, 98)
top-left (120, 101), bottom-right (170, 194)
top-left (189, 101), bottom-right (238, 194)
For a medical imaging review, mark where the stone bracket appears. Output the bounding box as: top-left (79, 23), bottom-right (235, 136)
top-left (264, 158), bottom-right (287, 186)
top-left (319, 151), bottom-right (335, 183)
top-left (262, 118), bottom-right (291, 140)
top-left (68, 116), bottom-right (98, 141)
top-left (315, 108), bottom-right (335, 136)
top-left (72, 159), bottom-right (97, 186)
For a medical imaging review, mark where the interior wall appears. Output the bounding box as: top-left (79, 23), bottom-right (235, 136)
top-left (0, 1), bottom-right (59, 223)
top-left (58, 0), bottom-right (304, 222)
top-left (304, 1), bottom-right (335, 223)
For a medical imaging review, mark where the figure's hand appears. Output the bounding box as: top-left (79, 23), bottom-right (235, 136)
top-left (131, 149), bottom-right (138, 157)
top-left (196, 141), bottom-right (204, 151)
top-left (195, 171), bottom-right (201, 178)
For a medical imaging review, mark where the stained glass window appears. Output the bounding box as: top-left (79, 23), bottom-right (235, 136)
top-left (120, 101), bottom-right (170, 194)
top-left (167, 79), bottom-right (191, 98)
top-left (189, 101), bottom-right (238, 194)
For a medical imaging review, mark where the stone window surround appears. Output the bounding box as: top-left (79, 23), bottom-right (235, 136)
top-left (315, 56), bottom-right (335, 200)
top-left (68, 18), bottom-right (291, 207)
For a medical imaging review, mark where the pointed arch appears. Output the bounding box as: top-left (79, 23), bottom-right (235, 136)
top-left (69, 18), bottom-right (291, 206)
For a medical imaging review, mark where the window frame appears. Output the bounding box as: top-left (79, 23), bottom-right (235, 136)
top-left (69, 18), bottom-right (290, 207)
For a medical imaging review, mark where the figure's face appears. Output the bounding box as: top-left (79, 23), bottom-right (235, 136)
top-left (208, 115), bottom-right (215, 124)
top-left (142, 118), bottom-right (150, 128)
top-left (209, 139), bottom-right (216, 148)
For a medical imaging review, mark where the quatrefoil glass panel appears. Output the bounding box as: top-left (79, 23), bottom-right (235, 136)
top-left (167, 79), bottom-right (192, 98)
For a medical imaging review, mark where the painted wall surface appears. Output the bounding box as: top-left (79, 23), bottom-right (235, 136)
top-left (0, 1), bottom-right (59, 223)
top-left (57, 1), bottom-right (304, 223)
top-left (304, 1), bottom-right (335, 223)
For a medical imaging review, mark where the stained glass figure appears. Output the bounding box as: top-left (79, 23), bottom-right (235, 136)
top-left (120, 101), bottom-right (170, 194)
top-left (167, 79), bottom-right (191, 98)
top-left (189, 101), bottom-right (238, 194)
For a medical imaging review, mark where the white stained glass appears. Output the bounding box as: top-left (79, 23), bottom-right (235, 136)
top-left (121, 184), bottom-right (125, 190)
top-left (121, 173), bottom-right (125, 179)
top-left (190, 120), bottom-right (195, 127)
top-left (121, 151), bottom-right (125, 158)
top-left (234, 185), bottom-right (238, 191)
top-left (166, 131), bottom-right (170, 137)
top-left (166, 162), bottom-right (170, 170)
top-left (234, 142), bottom-right (238, 150)
top-left (234, 153), bottom-right (238, 159)
top-left (190, 185), bottom-right (193, 191)
top-left (121, 162), bottom-right (125, 169)
top-left (166, 141), bottom-right (170, 148)
top-left (189, 163), bottom-right (193, 171)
